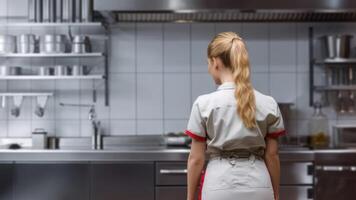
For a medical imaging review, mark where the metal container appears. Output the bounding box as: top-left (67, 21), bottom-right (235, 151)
top-left (50, 0), bottom-right (56, 22)
top-left (0, 35), bottom-right (16, 53)
top-left (54, 65), bottom-right (70, 75)
top-left (38, 66), bottom-right (54, 75)
top-left (28, 0), bottom-right (36, 22)
top-left (332, 125), bottom-right (356, 148)
top-left (17, 34), bottom-right (36, 53)
top-left (71, 65), bottom-right (89, 75)
top-left (35, 0), bottom-right (43, 22)
top-left (81, 0), bottom-right (93, 22)
top-left (62, 0), bottom-right (74, 22)
top-left (321, 35), bottom-right (353, 59)
top-left (75, 0), bottom-right (82, 22)
top-left (0, 66), bottom-right (22, 76)
top-left (42, 0), bottom-right (50, 22)
top-left (71, 35), bottom-right (90, 53)
top-left (32, 128), bottom-right (48, 149)
top-left (40, 34), bottom-right (66, 53)
top-left (55, 0), bottom-right (63, 22)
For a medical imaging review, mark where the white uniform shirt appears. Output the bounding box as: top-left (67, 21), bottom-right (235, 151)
top-left (185, 82), bottom-right (286, 155)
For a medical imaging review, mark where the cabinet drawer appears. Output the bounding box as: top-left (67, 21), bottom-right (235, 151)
top-left (156, 162), bottom-right (187, 186)
top-left (156, 187), bottom-right (187, 200)
top-left (281, 162), bottom-right (314, 185)
top-left (280, 186), bottom-right (314, 200)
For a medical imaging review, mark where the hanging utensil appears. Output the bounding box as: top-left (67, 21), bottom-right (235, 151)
top-left (0, 95), bottom-right (5, 109)
top-left (11, 96), bottom-right (23, 118)
top-left (35, 96), bottom-right (49, 117)
top-left (348, 91), bottom-right (355, 113)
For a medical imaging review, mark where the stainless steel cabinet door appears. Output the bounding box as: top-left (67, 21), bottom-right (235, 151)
top-left (281, 162), bottom-right (314, 185)
top-left (92, 162), bottom-right (154, 200)
top-left (0, 164), bottom-right (13, 200)
top-left (12, 163), bottom-right (90, 200)
top-left (280, 186), bottom-right (314, 200)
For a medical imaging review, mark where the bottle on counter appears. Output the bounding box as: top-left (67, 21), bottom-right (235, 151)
top-left (309, 102), bottom-right (330, 149)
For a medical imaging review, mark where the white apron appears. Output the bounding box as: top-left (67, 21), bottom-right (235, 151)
top-left (201, 155), bottom-right (274, 200)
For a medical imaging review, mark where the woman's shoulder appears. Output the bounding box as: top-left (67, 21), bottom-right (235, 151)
top-left (253, 89), bottom-right (278, 114)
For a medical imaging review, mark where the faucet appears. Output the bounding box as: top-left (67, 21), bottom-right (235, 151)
top-left (59, 103), bottom-right (102, 150)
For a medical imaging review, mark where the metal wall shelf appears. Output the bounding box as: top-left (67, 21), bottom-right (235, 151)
top-left (0, 22), bottom-right (102, 27)
top-left (314, 85), bottom-right (356, 91)
top-left (0, 75), bottom-right (104, 80)
top-left (0, 52), bottom-right (104, 58)
top-left (314, 58), bottom-right (356, 65)
top-left (308, 27), bottom-right (356, 106)
top-left (0, 93), bottom-right (53, 97)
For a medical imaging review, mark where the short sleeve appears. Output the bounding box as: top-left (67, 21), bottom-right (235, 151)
top-left (185, 100), bottom-right (207, 142)
top-left (266, 102), bottom-right (287, 139)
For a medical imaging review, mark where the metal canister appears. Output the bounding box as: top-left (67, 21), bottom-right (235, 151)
top-left (40, 34), bottom-right (66, 53)
top-left (55, 0), bottom-right (63, 22)
top-left (17, 34), bottom-right (36, 53)
top-left (54, 65), bottom-right (70, 76)
top-left (75, 0), bottom-right (82, 22)
top-left (35, 0), bottom-right (43, 22)
top-left (81, 0), bottom-right (93, 22)
top-left (62, 0), bottom-right (74, 22)
top-left (28, 0), bottom-right (36, 22)
top-left (71, 35), bottom-right (90, 53)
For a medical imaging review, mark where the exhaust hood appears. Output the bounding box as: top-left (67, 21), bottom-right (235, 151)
top-left (94, 0), bottom-right (356, 23)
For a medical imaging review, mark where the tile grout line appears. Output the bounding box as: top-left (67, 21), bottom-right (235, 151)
top-left (162, 23), bottom-right (165, 134)
top-left (134, 23), bottom-right (138, 136)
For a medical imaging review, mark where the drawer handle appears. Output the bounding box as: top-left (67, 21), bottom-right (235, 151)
top-left (160, 169), bottom-right (188, 174)
top-left (316, 165), bottom-right (345, 171)
top-left (350, 166), bottom-right (356, 172)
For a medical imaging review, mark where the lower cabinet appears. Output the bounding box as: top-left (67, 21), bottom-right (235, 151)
top-left (156, 186), bottom-right (187, 200)
top-left (0, 164), bottom-right (13, 200)
top-left (91, 162), bottom-right (155, 200)
top-left (12, 163), bottom-right (90, 200)
top-left (280, 186), bottom-right (314, 200)
top-left (155, 162), bottom-right (198, 200)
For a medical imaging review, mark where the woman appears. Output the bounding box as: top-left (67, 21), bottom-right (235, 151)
top-left (185, 32), bottom-right (286, 200)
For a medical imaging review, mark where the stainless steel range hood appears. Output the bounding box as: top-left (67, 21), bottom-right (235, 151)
top-left (94, 0), bottom-right (356, 23)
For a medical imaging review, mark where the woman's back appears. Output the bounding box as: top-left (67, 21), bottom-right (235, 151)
top-left (186, 82), bottom-right (285, 156)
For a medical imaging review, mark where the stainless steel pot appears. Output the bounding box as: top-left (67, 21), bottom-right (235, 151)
top-left (17, 34), bottom-right (36, 54)
top-left (71, 35), bottom-right (91, 53)
top-left (0, 66), bottom-right (22, 76)
top-left (40, 34), bottom-right (66, 53)
top-left (0, 35), bottom-right (16, 53)
top-left (54, 65), bottom-right (70, 76)
top-left (71, 65), bottom-right (90, 75)
top-left (321, 35), bottom-right (353, 59)
top-left (38, 66), bottom-right (54, 76)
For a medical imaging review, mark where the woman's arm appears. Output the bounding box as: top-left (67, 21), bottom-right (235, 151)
top-left (187, 139), bottom-right (206, 200)
top-left (264, 137), bottom-right (280, 200)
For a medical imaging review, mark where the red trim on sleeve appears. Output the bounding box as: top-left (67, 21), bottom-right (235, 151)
top-left (184, 130), bottom-right (206, 142)
top-left (267, 129), bottom-right (286, 139)
top-left (198, 170), bottom-right (206, 200)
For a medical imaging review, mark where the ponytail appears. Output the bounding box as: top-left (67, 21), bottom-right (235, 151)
top-left (208, 32), bottom-right (257, 129)
top-left (230, 39), bottom-right (256, 129)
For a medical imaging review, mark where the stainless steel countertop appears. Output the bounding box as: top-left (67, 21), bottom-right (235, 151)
top-left (1, 148), bottom-right (354, 162)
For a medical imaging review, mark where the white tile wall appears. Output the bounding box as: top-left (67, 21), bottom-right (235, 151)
top-left (1, 1), bottom-right (356, 138)
top-left (163, 74), bottom-right (190, 119)
top-left (270, 23), bottom-right (297, 73)
top-left (137, 23), bottom-right (163, 72)
top-left (163, 24), bottom-right (190, 73)
top-left (191, 24), bottom-right (215, 72)
top-left (137, 73), bottom-right (163, 119)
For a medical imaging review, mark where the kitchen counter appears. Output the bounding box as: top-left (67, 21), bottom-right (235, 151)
top-left (2, 148), bottom-right (354, 162)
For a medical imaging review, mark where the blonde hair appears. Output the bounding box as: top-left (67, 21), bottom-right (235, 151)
top-left (207, 32), bottom-right (256, 129)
